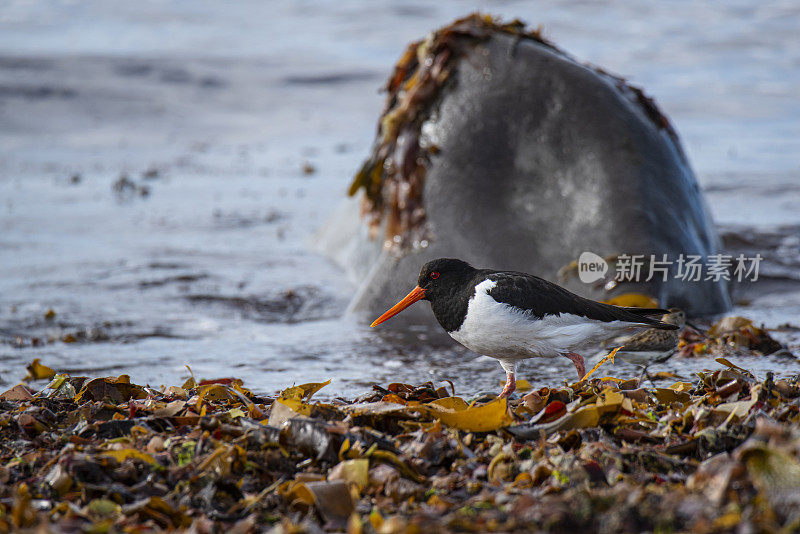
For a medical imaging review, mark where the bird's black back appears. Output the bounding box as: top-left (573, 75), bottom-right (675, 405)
top-left (482, 270), bottom-right (678, 330)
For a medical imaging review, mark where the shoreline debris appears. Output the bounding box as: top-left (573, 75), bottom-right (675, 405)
top-left (2, 345), bottom-right (799, 531)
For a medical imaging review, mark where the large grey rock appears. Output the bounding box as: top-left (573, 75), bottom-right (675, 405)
top-left (317, 31), bottom-right (730, 322)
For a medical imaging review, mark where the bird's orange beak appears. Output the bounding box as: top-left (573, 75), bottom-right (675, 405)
top-left (370, 286), bottom-right (426, 327)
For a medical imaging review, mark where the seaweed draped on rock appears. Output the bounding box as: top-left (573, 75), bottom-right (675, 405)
top-left (316, 14), bottom-right (731, 320)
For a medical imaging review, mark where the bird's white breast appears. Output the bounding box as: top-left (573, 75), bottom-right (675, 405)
top-left (448, 279), bottom-right (632, 361)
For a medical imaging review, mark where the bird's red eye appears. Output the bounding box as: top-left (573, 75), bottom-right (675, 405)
top-left (430, 271), bottom-right (440, 279)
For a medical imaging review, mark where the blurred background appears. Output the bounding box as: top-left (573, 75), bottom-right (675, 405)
top-left (1, 0), bottom-right (799, 395)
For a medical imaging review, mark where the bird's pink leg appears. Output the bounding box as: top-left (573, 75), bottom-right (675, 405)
top-left (500, 371), bottom-right (516, 397)
top-left (564, 352), bottom-right (586, 380)
top-left (499, 360), bottom-right (517, 397)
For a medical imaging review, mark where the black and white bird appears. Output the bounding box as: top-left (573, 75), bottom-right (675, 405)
top-left (371, 258), bottom-right (678, 397)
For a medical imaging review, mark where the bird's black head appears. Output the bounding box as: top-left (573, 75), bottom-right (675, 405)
top-left (370, 257), bottom-right (476, 327)
top-left (417, 258), bottom-right (476, 300)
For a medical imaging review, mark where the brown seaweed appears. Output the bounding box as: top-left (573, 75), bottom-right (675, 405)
top-left (1, 339), bottom-right (799, 532)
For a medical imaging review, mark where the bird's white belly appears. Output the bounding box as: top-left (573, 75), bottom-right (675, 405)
top-left (449, 279), bottom-right (632, 361)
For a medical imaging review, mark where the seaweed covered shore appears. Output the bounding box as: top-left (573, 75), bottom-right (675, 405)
top-left (2, 323), bottom-right (800, 533)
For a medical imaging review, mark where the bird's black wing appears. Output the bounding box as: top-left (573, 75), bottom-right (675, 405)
top-left (484, 270), bottom-right (677, 330)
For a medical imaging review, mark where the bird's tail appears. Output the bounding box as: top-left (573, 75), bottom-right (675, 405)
top-left (617, 307), bottom-right (678, 330)
top-left (621, 307), bottom-right (670, 316)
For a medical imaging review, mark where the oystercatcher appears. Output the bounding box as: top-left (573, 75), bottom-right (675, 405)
top-left (371, 258), bottom-right (678, 397)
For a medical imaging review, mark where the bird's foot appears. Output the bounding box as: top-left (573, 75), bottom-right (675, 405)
top-left (565, 352), bottom-right (586, 380)
top-left (500, 372), bottom-right (516, 398)
top-left (638, 367), bottom-right (657, 387)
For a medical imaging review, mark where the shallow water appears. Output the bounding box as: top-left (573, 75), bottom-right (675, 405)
top-left (1, 0), bottom-right (799, 396)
